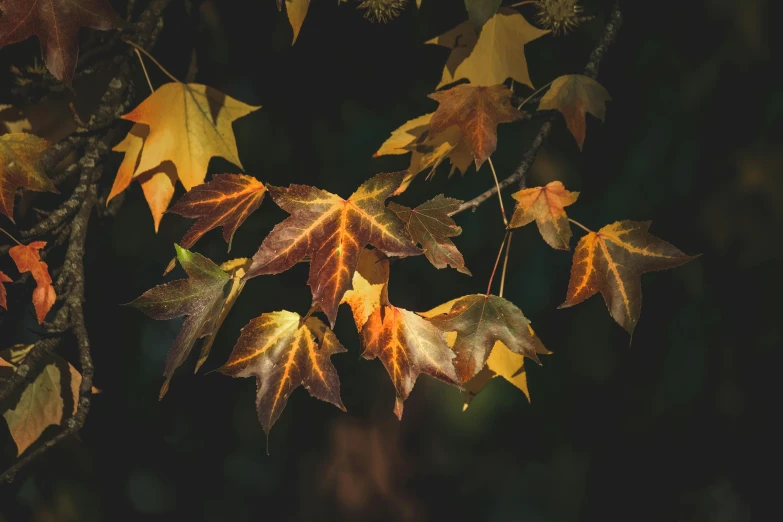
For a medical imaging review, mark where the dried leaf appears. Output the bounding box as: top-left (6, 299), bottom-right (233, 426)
top-left (426, 8), bottom-right (549, 88)
top-left (221, 310), bottom-right (346, 434)
top-left (0, 132), bottom-right (55, 222)
top-left (538, 75), bottom-right (611, 150)
top-left (0, 270), bottom-right (11, 309)
top-left (9, 241), bottom-right (55, 323)
top-left (245, 172), bottom-right (421, 326)
top-left (429, 83), bottom-right (523, 168)
top-left (168, 174), bottom-right (266, 252)
top-left (129, 245), bottom-right (231, 397)
top-left (560, 221), bottom-right (695, 334)
top-left (420, 294), bottom-right (546, 383)
top-left (509, 181), bottom-right (579, 250)
top-left (389, 195), bottom-right (471, 275)
top-left (0, 0), bottom-right (121, 84)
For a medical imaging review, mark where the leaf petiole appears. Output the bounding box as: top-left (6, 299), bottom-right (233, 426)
top-left (486, 230), bottom-right (510, 296)
top-left (0, 227), bottom-right (22, 246)
top-left (123, 39), bottom-right (181, 84)
top-left (517, 80), bottom-right (553, 110)
top-left (487, 157), bottom-right (509, 227)
top-left (568, 218), bottom-right (594, 234)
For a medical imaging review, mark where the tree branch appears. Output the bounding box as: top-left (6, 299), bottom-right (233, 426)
top-left (451, 1), bottom-right (623, 216)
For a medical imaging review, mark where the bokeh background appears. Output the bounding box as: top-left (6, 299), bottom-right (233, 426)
top-left (0, 0), bottom-right (779, 520)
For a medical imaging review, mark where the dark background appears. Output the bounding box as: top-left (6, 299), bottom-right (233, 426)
top-left (0, 0), bottom-right (779, 520)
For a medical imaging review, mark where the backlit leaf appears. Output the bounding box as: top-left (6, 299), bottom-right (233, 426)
top-left (220, 310), bottom-right (346, 434)
top-left (538, 75), bottom-right (611, 150)
top-left (245, 172), bottom-right (421, 326)
top-left (509, 181), bottom-right (579, 250)
top-left (9, 241), bottom-right (55, 323)
top-left (0, 132), bottom-right (55, 222)
top-left (560, 220), bottom-right (695, 334)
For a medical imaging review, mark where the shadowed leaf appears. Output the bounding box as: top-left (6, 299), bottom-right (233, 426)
top-left (538, 75), bottom-right (611, 150)
top-left (510, 181), bottom-right (579, 250)
top-left (0, 271), bottom-right (11, 309)
top-left (0, 133), bottom-right (55, 222)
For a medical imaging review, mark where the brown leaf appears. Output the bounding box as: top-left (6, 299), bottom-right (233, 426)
top-left (0, 132), bottom-right (56, 222)
top-left (168, 174), bottom-right (266, 252)
top-left (510, 181), bottom-right (579, 250)
top-left (221, 310), bottom-right (346, 434)
top-left (426, 8), bottom-right (549, 89)
top-left (9, 241), bottom-right (55, 324)
top-left (538, 75), bottom-right (611, 150)
top-left (0, 0), bottom-right (121, 84)
top-left (429, 84), bottom-right (523, 168)
top-left (0, 270), bottom-right (11, 309)
top-left (389, 195), bottom-right (471, 275)
top-left (560, 221), bottom-right (695, 334)
top-left (245, 172), bottom-right (421, 326)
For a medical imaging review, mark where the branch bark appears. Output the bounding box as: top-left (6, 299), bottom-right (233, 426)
top-left (451, 1), bottom-right (624, 216)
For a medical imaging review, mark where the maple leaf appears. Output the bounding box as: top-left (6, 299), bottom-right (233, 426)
top-left (168, 174), bottom-right (266, 252)
top-left (9, 241), bottom-right (55, 324)
top-left (0, 345), bottom-right (81, 455)
top-left (538, 74), bottom-right (611, 150)
top-left (129, 245), bottom-right (232, 398)
top-left (560, 220), bottom-right (695, 334)
top-left (0, 132), bottom-right (56, 222)
top-left (108, 123), bottom-right (177, 232)
top-left (0, 270), bottom-right (11, 309)
top-left (0, 0), bottom-right (121, 84)
top-left (420, 294), bottom-right (546, 383)
top-left (220, 310), bottom-right (346, 434)
top-left (245, 172), bottom-right (421, 326)
top-left (277, 0), bottom-right (310, 44)
top-left (343, 249), bottom-right (459, 418)
top-left (120, 83), bottom-right (260, 192)
top-left (509, 181), bottom-right (579, 250)
top-left (426, 8), bottom-right (549, 89)
top-left (389, 195), bottom-right (471, 275)
top-left (429, 83), bottom-right (523, 168)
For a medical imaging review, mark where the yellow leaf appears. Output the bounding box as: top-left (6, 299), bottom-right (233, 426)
top-left (283, 0), bottom-right (311, 44)
top-left (0, 132), bottom-right (55, 222)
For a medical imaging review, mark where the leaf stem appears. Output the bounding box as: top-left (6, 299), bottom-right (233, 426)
top-left (487, 157), bottom-right (508, 227)
top-left (123, 39), bottom-right (181, 84)
top-left (498, 231), bottom-right (513, 298)
top-left (510, 1), bottom-right (537, 7)
top-left (568, 218), bottom-right (594, 234)
top-left (133, 48), bottom-right (155, 93)
top-left (0, 226), bottom-right (22, 246)
top-left (486, 230), bottom-right (510, 296)
top-left (517, 80), bottom-right (553, 110)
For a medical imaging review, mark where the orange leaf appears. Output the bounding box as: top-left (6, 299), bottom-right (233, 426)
top-left (278, 0), bottom-right (310, 44)
top-left (245, 172), bottom-right (421, 326)
top-left (168, 174), bottom-right (266, 252)
top-left (560, 221), bottom-right (695, 334)
top-left (0, 270), bottom-right (11, 309)
top-left (429, 84), bottom-right (523, 168)
top-left (9, 241), bottom-right (55, 324)
top-left (510, 181), bottom-right (579, 250)
top-left (0, 0), bottom-right (120, 84)
top-left (538, 75), bottom-right (611, 150)
top-left (0, 132), bottom-right (56, 222)
top-left (221, 310), bottom-right (346, 434)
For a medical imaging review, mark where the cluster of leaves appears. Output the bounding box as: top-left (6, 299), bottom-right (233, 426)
top-left (0, 0), bottom-right (694, 453)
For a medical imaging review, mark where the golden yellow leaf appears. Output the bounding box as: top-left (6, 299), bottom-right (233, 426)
top-left (280, 0), bottom-right (310, 44)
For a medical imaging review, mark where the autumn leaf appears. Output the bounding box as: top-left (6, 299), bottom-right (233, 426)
top-left (0, 270), bottom-right (11, 309)
top-left (277, 0), bottom-right (310, 44)
top-left (168, 174), bottom-right (266, 252)
top-left (108, 123), bottom-right (177, 232)
top-left (0, 132), bottom-right (56, 222)
top-left (121, 83), bottom-right (260, 192)
top-left (538, 75), bottom-right (611, 150)
top-left (0, 0), bottom-right (121, 84)
top-left (509, 181), bottom-right (579, 250)
top-left (9, 241), bottom-right (55, 324)
top-left (464, 0), bottom-right (502, 32)
top-left (426, 8), bottom-right (549, 89)
top-left (220, 310), bottom-right (346, 434)
top-left (129, 245), bottom-right (232, 398)
top-left (245, 172), bottom-right (421, 326)
top-left (0, 345), bottom-right (81, 456)
top-left (420, 294), bottom-right (546, 383)
top-left (343, 249), bottom-right (459, 418)
top-left (429, 83), bottom-right (523, 168)
top-left (389, 195), bottom-right (471, 275)
top-left (0, 104), bottom-right (32, 134)
top-left (560, 220), bottom-right (695, 334)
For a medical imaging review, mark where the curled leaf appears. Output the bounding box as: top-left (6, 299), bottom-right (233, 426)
top-left (9, 241), bottom-right (55, 324)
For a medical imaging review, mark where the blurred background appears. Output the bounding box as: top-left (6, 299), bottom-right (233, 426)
top-left (0, 0), bottom-right (779, 520)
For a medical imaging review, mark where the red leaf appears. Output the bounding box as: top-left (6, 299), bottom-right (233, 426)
top-left (9, 241), bottom-right (55, 323)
